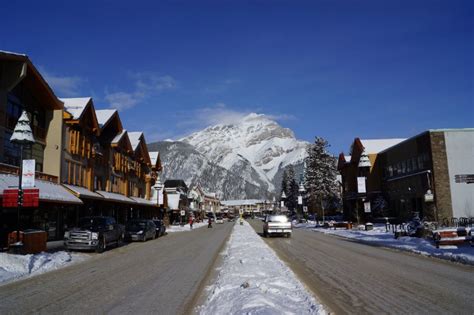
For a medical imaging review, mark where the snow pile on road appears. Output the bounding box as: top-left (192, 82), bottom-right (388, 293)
top-left (197, 221), bottom-right (325, 314)
top-left (295, 222), bottom-right (474, 265)
top-left (0, 251), bottom-right (89, 285)
top-left (166, 221), bottom-right (208, 233)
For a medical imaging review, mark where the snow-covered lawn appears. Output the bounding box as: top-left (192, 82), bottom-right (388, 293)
top-left (294, 222), bottom-right (474, 265)
top-left (197, 221), bottom-right (325, 314)
top-left (166, 221), bottom-right (209, 233)
top-left (0, 251), bottom-right (89, 286)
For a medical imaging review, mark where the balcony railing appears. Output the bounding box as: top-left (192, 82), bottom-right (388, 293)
top-left (0, 163), bottom-right (58, 182)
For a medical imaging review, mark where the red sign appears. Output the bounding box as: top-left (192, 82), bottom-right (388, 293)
top-left (2, 188), bottom-right (39, 208)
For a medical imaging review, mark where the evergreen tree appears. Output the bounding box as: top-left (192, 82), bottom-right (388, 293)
top-left (304, 137), bottom-right (339, 214)
top-left (284, 165), bottom-right (299, 213)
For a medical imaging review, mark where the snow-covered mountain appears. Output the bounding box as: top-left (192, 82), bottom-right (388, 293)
top-left (147, 141), bottom-right (272, 200)
top-left (181, 113), bottom-right (309, 193)
top-left (148, 113), bottom-right (308, 199)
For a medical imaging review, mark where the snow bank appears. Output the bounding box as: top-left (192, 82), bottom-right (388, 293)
top-left (0, 251), bottom-right (88, 285)
top-left (197, 221), bottom-right (325, 314)
top-left (294, 223), bottom-right (474, 265)
top-left (166, 221), bottom-right (208, 233)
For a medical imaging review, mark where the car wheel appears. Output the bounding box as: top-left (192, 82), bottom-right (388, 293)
top-left (96, 236), bottom-right (106, 253)
top-left (117, 234), bottom-right (124, 247)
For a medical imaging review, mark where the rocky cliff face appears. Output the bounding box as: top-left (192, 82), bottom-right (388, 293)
top-left (148, 113), bottom-right (308, 199)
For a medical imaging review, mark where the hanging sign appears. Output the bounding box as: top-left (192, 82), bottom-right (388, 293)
top-left (298, 196), bottom-right (303, 205)
top-left (180, 210), bottom-right (185, 216)
top-left (158, 190), bottom-right (163, 205)
top-left (357, 177), bottom-right (366, 193)
top-left (364, 201), bottom-right (371, 213)
top-left (22, 159), bottom-right (35, 188)
top-left (280, 201), bottom-right (285, 208)
top-left (303, 206), bottom-right (308, 213)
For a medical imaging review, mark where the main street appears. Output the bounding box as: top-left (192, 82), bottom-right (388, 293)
top-left (249, 219), bottom-right (474, 314)
top-left (0, 223), bottom-right (233, 314)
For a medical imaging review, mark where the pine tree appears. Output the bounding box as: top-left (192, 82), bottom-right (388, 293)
top-left (304, 137), bottom-right (338, 214)
top-left (284, 165), bottom-right (299, 213)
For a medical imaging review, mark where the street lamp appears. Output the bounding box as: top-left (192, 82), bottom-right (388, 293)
top-left (280, 191), bottom-right (286, 212)
top-left (298, 182), bottom-right (305, 219)
top-left (10, 111), bottom-right (35, 243)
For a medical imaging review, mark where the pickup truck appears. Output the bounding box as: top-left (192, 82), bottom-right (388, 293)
top-left (64, 216), bottom-right (124, 253)
top-left (263, 215), bottom-right (292, 238)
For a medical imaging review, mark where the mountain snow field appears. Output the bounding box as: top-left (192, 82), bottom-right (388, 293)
top-left (197, 220), bottom-right (326, 314)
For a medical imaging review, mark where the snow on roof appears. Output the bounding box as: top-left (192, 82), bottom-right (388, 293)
top-left (112, 130), bottom-right (127, 144)
top-left (128, 132), bottom-right (143, 151)
top-left (61, 97), bottom-right (91, 119)
top-left (63, 184), bottom-right (103, 199)
top-left (359, 139), bottom-right (406, 154)
top-left (344, 155), bottom-right (351, 162)
top-left (96, 191), bottom-right (135, 204)
top-left (149, 151), bottom-right (159, 165)
top-left (130, 196), bottom-right (156, 206)
top-left (0, 174), bottom-right (82, 204)
top-left (95, 109), bottom-right (117, 128)
top-left (0, 50), bottom-right (27, 57)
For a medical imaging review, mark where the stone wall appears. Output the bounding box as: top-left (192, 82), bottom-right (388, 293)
top-left (430, 132), bottom-right (453, 221)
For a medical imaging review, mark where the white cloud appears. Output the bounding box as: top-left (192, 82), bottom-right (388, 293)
top-left (40, 67), bottom-right (84, 97)
top-left (176, 103), bottom-right (296, 136)
top-left (105, 72), bottom-right (177, 110)
top-left (104, 92), bottom-right (139, 111)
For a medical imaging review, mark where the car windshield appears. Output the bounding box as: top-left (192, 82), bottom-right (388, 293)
top-left (79, 217), bottom-right (106, 229)
top-left (268, 215), bottom-right (288, 223)
top-left (126, 221), bottom-right (146, 232)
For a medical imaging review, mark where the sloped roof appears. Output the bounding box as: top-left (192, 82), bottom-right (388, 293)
top-left (96, 109), bottom-right (117, 128)
top-left (112, 130), bottom-right (127, 144)
top-left (61, 97), bottom-right (91, 119)
top-left (359, 139), bottom-right (406, 154)
top-left (149, 151), bottom-right (159, 165)
top-left (128, 132), bottom-right (143, 151)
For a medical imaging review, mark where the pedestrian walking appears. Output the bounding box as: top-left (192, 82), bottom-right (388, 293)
top-left (208, 216), bottom-right (213, 228)
top-left (189, 217), bottom-right (194, 229)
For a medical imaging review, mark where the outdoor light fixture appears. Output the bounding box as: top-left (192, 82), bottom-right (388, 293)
top-left (10, 110), bottom-right (36, 244)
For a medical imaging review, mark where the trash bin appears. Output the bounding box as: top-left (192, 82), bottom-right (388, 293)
top-left (23, 230), bottom-right (47, 254)
top-left (365, 223), bottom-right (374, 231)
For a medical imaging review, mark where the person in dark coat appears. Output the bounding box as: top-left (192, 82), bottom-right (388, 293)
top-left (208, 216), bottom-right (213, 228)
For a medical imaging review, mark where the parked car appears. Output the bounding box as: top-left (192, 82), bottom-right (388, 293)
top-left (125, 220), bottom-right (156, 242)
top-left (263, 215), bottom-right (292, 238)
top-left (64, 216), bottom-right (125, 253)
top-left (153, 219), bottom-right (166, 237)
top-left (215, 214), bottom-right (224, 224)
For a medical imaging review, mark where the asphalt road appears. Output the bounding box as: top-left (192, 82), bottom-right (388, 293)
top-left (0, 222), bottom-right (233, 314)
top-left (249, 219), bottom-right (474, 314)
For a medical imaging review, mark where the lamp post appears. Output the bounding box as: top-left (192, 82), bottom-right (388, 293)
top-left (280, 191), bottom-right (286, 212)
top-left (10, 111), bottom-right (35, 243)
top-left (298, 182), bottom-right (305, 219)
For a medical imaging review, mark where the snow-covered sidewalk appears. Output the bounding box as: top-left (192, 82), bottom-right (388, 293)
top-left (294, 222), bottom-right (474, 265)
top-left (197, 221), bottom-right (325, 314)
top-left (0, 251), bottom-right (89, 285)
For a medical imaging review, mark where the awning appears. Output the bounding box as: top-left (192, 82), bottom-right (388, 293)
top-left (96, 191), bottom-right (135, 204)
top-left (0, 174), bottom-right (82, 205)
top-left (63, 184), bottom-right (104, 200)
top-left (130, 196), bottom-right (157, 207)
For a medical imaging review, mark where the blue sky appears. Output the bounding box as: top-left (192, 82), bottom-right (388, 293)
top-left (1, 0), bottom-right (472, 154)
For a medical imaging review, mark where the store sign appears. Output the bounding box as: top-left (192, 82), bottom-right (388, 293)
top-left (364, 201), bottom-right (371, 213)
top-left (424, 192), bottom-right (434, 202)
top-left (357, 177), bottom-right (366, 193)
top-left (22, 159), bottom-right (35, 188)
top-left (180, 210), bottom-right (185, 216)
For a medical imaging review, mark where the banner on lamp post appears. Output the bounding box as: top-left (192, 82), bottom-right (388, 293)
top-left (280, 201), bottom-right (284, 207)
top-left (357, 177), bottom-right (366, 193)
top-left (298, 196), bottom-right (303, 205)
top-left (364, 201), bottom-right (371, 213)
top-left (22, 159), bottom-right (35, 188)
